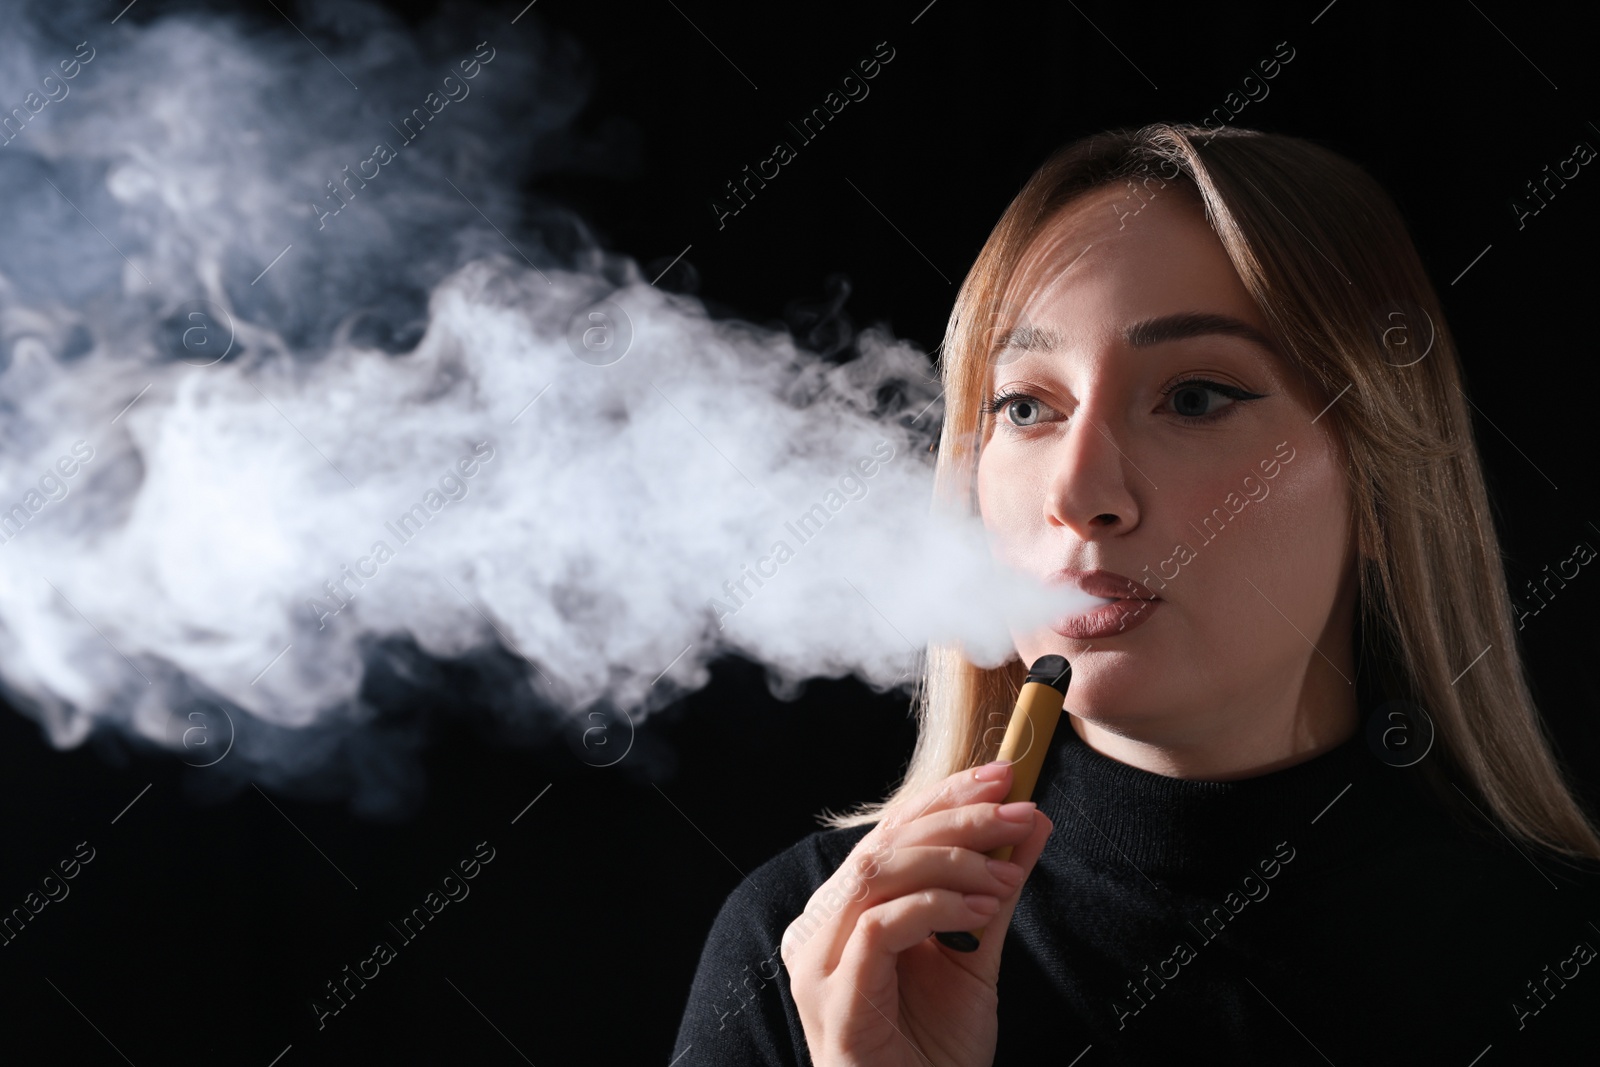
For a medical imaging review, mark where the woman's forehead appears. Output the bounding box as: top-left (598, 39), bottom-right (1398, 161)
top-left (995, 187), bottom-right (1266, 351)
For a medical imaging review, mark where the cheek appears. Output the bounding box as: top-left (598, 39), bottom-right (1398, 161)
top-left (1206, 438), bottom-right (1351, 643)
top-left (1280, 450), bottom-right (1352, 598)
top-left (1249, 444), bottom-right (1346, 567)
top-left (975, 445), bottom-right (1035, 560)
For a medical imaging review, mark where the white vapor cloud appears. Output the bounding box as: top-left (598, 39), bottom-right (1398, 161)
top-left (0, 0), bottom-right (1093, 814)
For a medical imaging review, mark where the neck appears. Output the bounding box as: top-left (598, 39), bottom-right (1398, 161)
top-left (1068, 558), bottom-right (1363, 779)
top-left (1067, 652), bottom-right (1361, 781)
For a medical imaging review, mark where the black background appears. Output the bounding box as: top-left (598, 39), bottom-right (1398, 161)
top-left (2, 0), bottom-right (1597, 1064)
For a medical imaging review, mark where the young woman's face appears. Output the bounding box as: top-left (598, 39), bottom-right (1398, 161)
top-left (976, 182), bottom-right (1356, 739)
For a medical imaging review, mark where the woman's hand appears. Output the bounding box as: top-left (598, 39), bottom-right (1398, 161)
top-left (780, 761), bottom-right (1055, 1067)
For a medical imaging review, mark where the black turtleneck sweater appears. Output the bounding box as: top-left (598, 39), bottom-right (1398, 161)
top-left (672, 714), bottom-right (1600, 1064)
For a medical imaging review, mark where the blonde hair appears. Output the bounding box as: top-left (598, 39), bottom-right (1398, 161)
top-left (822, 123), bottom-right (1600, 862)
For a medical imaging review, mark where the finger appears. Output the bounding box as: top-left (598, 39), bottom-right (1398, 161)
top-left (824, 762), bottom-right (1017, 920)
top-left (783, 837), bottom-right (903, 976)
top-left (866, 760), bottom-right (1017, 848)
top-left (967, 810), bottom-right (1054, 976)
top-left (832, 888), bottom-right (1002, 994)
top-left (878, 800), bottom-right (1043, 855)
top-left (806, 802), bottom-right (1038, 972)
top-left (785, 763), bottom-right (1018, 969)
top-left (847, 844), bottom-right (1027, 906)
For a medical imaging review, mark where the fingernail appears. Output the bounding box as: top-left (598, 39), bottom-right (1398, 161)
top-left (986, 858), bottom-right (1024, 884)
top-left (965, 893), bottom-right (1000, 915)
top-left (972, 760), bottom-right (1010, 782)
top-left (996, 801), bottom-right (1036, 822)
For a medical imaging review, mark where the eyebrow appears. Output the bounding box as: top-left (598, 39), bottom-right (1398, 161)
top-left (994, 312), bottom-right (1278, 357)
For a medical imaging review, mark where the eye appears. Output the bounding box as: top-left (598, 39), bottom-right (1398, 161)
top-left (982, 388), bottom-right (1057, 428)
top-left (1160, 377), bottom-right (1266, 423)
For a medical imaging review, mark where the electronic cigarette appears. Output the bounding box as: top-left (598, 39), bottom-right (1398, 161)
top-left (934, 653), bottom-right (1071, 952)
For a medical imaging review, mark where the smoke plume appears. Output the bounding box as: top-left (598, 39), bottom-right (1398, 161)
top-left (0, 0), bottom-right (1093, 815)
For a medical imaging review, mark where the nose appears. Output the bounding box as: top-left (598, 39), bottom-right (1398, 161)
top-left (1044, 404), bottom-right (1142, 540)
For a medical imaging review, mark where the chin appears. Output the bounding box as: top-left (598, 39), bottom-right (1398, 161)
top-left (1042, 647), bottom-right (1166, 717)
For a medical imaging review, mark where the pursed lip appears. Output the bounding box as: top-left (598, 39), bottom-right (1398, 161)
top-left (1047, 569), bottom-right (1163, 640)
top-left (1053, 568), bottom-right (1162, 602)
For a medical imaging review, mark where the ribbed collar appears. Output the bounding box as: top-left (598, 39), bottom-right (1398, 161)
top-left (1034, 709), bottom-right (1418, 885)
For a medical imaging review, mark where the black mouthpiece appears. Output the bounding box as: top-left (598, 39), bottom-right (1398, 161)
top-left (1024, 654), bottom-right (1071, 693)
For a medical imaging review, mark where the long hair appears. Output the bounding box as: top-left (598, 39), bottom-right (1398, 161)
top-left (822, 123), bottom-right (1600, 862)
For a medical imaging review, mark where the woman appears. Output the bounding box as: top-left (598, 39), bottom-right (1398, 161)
top-left (672, 124), bottom-right (1600, 1065)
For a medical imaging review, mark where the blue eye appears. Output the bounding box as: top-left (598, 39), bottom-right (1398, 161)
top-left (982, 378), bottom-right (1266, 430)
top-left (982, 390), bottom-right (1055, 427)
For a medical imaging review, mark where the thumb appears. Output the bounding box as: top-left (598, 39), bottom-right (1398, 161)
top-left (971, 809), bottom-right (1054, 976)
